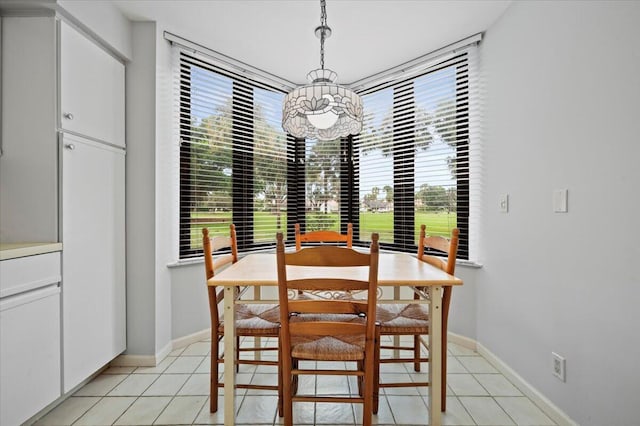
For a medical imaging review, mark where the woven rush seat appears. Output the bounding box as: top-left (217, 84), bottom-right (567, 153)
top-left (377, 303), bottom-right (429, 334)
top-left (217, 303), bottom-right (280, 335)
top-left (290, 314), bottom-right (366, 361)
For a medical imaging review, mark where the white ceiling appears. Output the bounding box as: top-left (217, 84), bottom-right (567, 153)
top-left (113, 0), bottom-right (510, 85)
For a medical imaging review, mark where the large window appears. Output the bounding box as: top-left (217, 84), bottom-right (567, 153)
top-left (176, 44), bottom-right (474, 260)
top-left (178, 53), bottom-right (289, 257)
top-left (354, 53), bottom-right (471, 257)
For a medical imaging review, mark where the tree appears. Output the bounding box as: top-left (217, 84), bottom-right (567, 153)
top-left (383, 185), bottom-right (393, 204)
top-left (415, 184), bottom-right (448, 212)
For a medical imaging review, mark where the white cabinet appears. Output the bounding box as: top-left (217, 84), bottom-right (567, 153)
top-left (60, 21), bottom-right (125, 147)
top-left (61, 134), bottom-right (126, 392)
top-left (0, 253), bottom-right (61, 426)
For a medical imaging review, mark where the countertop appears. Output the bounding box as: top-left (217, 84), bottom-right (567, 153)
top-left (0, 242), bottom-right (63, 260)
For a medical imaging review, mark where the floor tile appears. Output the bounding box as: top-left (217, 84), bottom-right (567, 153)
top-left (447, 356), bottom-right (468, 373)
top-left (193, 396), bottom-right (226, 425)
top-left (35, 396), bottom-right (100, 425)
top-left (195, 358), bottom-right (211, 377)
top-left (448, 343), bottom-right (478, 356)
top-left (315, 401), bottom-right (356, 424)
top-left (235, 395), bottom-right (278, 424)
top-left (354, 396), bottom-right (395, 424)
top-left (153, 395), bottom-right (207, 425)
top-left (74, 374), bottom-right (128, 396)
top-left (142, 374), bottom-right (190, 396)
top-left (474, 374), bottom-right (523, 397)
top-left (169, 347), bottom-right (186, 356)
top-left (447, 374), bottom-right (489, 396)
top-left (441, 396), bottom-right (476, 426)
top-left (74, 397), bottom-right (136, 425)
top-left (459, 396), bottom-right (515, 425)
top-left (495, 397), bottom-right (556, 425)
top-left (387, 395), bottom-right (429, 424)
top-left (274, 402), bottom-right (315, 425)
top-left (316, 375), bottom-right (351, 395)
top-left (164, 356), bottom-right (205, 374)
top-left (179, 373), bottom-right (210, 396)
top-left (247, 373), bottom-right (280, 395)
top-left (379, 373), bottom-right (422, 396)
top-left (458, 356), bottom-right (499, 374)
top-left (113, 397), bottom-right (172, 425)
top-left (183, 341), bottom-right (212, 356)
top-left (134, 357), bottom-right (176, 374)
top-left (108, 374), bottom-right (159, 396)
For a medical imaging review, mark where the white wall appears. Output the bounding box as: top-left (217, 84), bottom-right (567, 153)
top-left (125, 21), bottom-right (167, 356)
top-left (479, 2), bottom-right (640, 425)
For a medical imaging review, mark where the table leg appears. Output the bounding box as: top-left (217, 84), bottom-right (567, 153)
top-left (393, 286), bottom-right (401, 358)
top-left (223, 286), bottom-right (236, 425)
top-left (254, 286), bottom-right (261, 361)
top-left (429, 286), bottom-right (443, 426)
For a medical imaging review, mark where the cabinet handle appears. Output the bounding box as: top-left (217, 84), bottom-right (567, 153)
top-left (63, 112), bottom-right (74, 120)
top-left (65, 144), bottom-right (75, 150)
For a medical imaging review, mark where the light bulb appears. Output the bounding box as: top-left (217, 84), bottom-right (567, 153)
top-left (307, 111), bottom-right (339, 130)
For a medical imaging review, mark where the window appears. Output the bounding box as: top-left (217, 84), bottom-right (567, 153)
top-left (178, 52), bottom-right (289, 257)
top-left (173, 35), bottom-right (477, 260)
top-left (354, 53), bottom-right (472, 257)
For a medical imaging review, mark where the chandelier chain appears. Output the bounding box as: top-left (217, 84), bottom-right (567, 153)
top-left (320, 0), bottom-right (327, 69)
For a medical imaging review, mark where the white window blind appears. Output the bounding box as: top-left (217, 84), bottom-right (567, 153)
top-left (304, 139), bottom-right (341, 232)
top-left (354, 48), bottom-right (477, 258)
top-left (175, 50), bottom-right (290, 257)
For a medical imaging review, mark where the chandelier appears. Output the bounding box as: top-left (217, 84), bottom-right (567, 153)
top-left (282, 0), bottom-right (363, 141)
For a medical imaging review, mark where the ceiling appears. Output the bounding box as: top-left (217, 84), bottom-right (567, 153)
top-left (113, 0), bottom-right (510, 85)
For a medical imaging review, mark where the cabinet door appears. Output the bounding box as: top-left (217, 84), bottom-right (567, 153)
top-left (0, 285), bottom-right (61, 426)
top-left (62, 135), bottom-right (125, 392)
top-left (60, 21), bottom-right (125, 147)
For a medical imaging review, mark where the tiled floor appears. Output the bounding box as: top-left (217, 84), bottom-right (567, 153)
top-left (33, 336), bottom-right (556, 425)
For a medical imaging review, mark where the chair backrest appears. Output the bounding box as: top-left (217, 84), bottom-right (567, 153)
top-left (276, 232), bottom-right (379, 356)
top-left (294, 223), bottom-right (353, 251)
top-left (417, 225), bottom-right (459, 323)
top-left (417, 225), bottom-right (459, 276)
top-left (203, 225), bottom-right (239, 280)
top-left (203, 225), bottom-right (239, 329)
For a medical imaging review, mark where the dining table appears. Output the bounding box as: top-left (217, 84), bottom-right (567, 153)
top-left (207, 251), bottom-right (463, 426)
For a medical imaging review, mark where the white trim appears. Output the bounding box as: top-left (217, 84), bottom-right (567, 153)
top-left (448, 331), bottom-right (477, 350)
top-left (172, 328), bottom-right (211, 350)
top-left (349, 33), bottom-right (482, 92)
top-left (111, 341), bottom-right (172, 367)
top-left (476, 342), bottom-right (578, 426)
top-left (164, 31), bottom-right (295, 91)
top-left (112, 330), bottom-right (211, 367)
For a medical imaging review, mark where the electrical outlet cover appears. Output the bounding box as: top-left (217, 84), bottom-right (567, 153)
top-left (552, 352), bottom-right (566, 382)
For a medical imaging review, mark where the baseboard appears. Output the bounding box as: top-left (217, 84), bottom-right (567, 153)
top-left (171, 328), bottom-right (211, 350)
top-left (112, 329), bottom-right (211, 367)
top-left (111, 341), bottom-right (173, 367)
top-left (448, 331), bottom-right (477, 350)
top-left (476, 342), bottom-right (578, 426)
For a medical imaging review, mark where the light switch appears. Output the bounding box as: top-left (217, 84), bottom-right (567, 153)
top-left (499, 194), bottom-right (509, 213)
top-left (553, 189), bottom-right (568, 213)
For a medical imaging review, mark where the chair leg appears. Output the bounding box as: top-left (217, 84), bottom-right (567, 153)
top-left (236, 336), bottom-right (240, 373)
top-left (282, 355), bottom-right (293, 426)
top-left (210, 334), bottom-right (219, 413)
top-left (373, 329), bottom-right (381, 415)
top-left (277, 345), bottom-right (283, 417)
top-left (413, 335), bottom-right (421, 372)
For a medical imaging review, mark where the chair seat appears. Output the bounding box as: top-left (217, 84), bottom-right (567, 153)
top-left (377, 303), bottom-right (429, 334)
top-left (290, 314), bottom-right (366, 361)
top-left (218, 303), bottom-right (280, 335)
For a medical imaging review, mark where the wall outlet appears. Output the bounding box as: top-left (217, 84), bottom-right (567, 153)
top-left (552, 352), bottom-right (566, 382)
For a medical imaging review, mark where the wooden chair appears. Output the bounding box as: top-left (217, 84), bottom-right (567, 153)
top-left (294, 222), bottom-right (353, 250)
top-left (276, 232), bottom-right (380, 426)
top-left (374, 225), bottom-right (459, 412)
top-left (202, 225), bottom-right (281, 413)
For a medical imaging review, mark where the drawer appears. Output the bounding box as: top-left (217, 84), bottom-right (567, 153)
top-left (0, 252), bottom-right (61, 298)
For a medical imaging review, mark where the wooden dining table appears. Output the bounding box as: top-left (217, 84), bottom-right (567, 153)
top-left (207, 251), bottom-right (463, 426)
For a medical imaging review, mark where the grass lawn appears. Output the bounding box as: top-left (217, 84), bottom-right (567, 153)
top-left (189, 210), bottom-right (456, 249)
